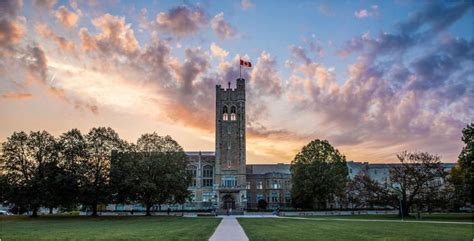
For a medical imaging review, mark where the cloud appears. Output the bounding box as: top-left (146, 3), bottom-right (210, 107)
top-left (241, 0), bottom-right (254, 10)
top-left (54, 5), bottom-right (80, 28)
top-left (211, 12), bottom-right (236, 40)
top-left (210, 42), bottom-right (228, 59)
top-left (354, 5), bottom-right (379, 18)
top-left (1, 92), bottom-right (32, 100)
top-left (79, 13), bottom-right (139, 55)
top-left (155, 5), bottom-right (207, 37)
top-left (33, 0), bottom-right (57, 10)
top-left (0, 18), bottom-right (25, 48)
top-left (250, 51), bottom-right (282, 96)
top-left (171, 47), bottom-right (210, 95)
top-left (0, 0), bottom-right (23, 18)
top-left (36, 23), bottom-right (75, 51)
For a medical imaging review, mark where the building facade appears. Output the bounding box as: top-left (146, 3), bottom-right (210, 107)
top-left (184, 78), bottom-right (455, 211)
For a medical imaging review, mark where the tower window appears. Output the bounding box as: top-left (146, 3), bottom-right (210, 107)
top-left (223, 106), bottom-right (229, 121)
top-left (230, 106), bottom-right (236, 121)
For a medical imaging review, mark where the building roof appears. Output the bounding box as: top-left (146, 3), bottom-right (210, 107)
top-left (185, 151), bottom-right (215, 157)
top-left (247, 164), bottom-right (291, 175)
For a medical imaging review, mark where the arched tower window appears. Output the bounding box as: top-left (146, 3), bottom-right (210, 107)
top-left (230, 106), bottom-right (236, 121)
top-left (222, 106), bottom-right (228, 121)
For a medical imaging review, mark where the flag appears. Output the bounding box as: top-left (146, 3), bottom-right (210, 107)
top-left (240, 59), bottom-right (252, 67)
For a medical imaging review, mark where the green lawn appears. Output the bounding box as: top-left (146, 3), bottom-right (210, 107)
top-left (295, 213), bottom-right (473, 222)
top-left (0, 216), bottom-right (221, 241)
top-left (238, 217), bottom-right (473, 241)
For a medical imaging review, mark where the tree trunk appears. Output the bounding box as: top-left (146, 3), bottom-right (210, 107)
top-left (91, 202), bottom-right (98, 217)
top-left (31, 207), bottom-right (38, 217)
top-left (145, 203), bottom-right (152, 216)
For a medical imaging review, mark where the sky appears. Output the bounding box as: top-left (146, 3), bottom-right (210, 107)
top-left (0, 0), bottom-right (473, 164)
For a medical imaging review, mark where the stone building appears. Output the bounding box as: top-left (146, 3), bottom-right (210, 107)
top-left (184, 78), bottom-right (456, 211)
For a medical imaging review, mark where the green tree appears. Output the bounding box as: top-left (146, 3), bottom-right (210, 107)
top-left (290, 139), bottom-right (348, 209)
top-left (83, 127), bottom-right (124, 216)
top-left (389, 151), bottom-right (446, 217)
top-left (1, 131), bottom-right (57, 217)
top-left (111, 133), bottom-right (190, 216)
top-left (455, 123), bottom-right (473, 205)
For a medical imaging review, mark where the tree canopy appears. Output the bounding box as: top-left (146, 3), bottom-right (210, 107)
top-left (290, 139), bottom-right (348, 209)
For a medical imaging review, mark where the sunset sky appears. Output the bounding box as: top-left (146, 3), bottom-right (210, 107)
top-left (0, 0), bottom-right (472, 164)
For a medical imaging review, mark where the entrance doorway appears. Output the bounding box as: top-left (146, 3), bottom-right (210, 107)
top-left (222, 194), bottom-right (235, 209)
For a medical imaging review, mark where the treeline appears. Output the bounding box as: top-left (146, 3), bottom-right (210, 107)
top-left (0, 127), bottom-right (191, 217)
top-left (290, 123), bottom-right (473, 217)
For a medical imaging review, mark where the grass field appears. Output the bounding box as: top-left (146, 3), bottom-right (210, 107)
top-left (0, 216), bottom-right (221, 241)
top-left (296, 213), bottom-right (473, 222)
top-left (238, 217), bottom-right (473, 241)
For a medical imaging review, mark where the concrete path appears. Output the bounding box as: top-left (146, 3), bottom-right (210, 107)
top-left (209, 216), bottom-right (249, 241)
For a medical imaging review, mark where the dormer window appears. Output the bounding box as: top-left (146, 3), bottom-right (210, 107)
top-left (230, 106), bottom-right (236, 121)
top-left (223, 106), bottom-right (229, 121)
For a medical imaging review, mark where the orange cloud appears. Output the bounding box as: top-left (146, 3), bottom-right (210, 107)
top-left (0, 18), bottom-right (25, 47)
top-left (54, 5), bottom-right (80, 28)
top-left (35, 23), bottom-right (75, 51)
top-left (1, 92), bottom-right (33, 100)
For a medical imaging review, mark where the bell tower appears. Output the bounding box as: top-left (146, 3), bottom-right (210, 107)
top-left (215, 78), bottom-right (246, 210)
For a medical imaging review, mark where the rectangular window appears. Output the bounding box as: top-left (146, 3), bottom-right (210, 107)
top-left (271, 180), bottom-right (280, 189)
top-left (222, 175), bottom-right (237, 187)
top-left (271, 192), bottom-right (279, 203)
top-left (202, 192), bottom-right (213, 202)
top-left (257, 181), bottom-right (263, 190)
top-left (256, 193), bottom-right (264, 202)
top-left (202, 166), bottom-right (213, 187)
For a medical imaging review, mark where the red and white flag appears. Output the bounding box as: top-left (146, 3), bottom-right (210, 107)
top-left (240, 59), bottom-right (252, 67)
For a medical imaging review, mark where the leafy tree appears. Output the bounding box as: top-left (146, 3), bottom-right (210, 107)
top-left (111, 133), bottom-right (190, 216)
top-left (1, 131), bottom-right (57, 217)
top-left (388, 151), bottom-right (446, 217)
top-left (454, 123), bottom-right (473, 205)
top-left (290, 139), bottom-right (348, 209)
top-left (257, 199), bottom-right (268, 210)
top-left (82, 127), bottom-right (124, 216)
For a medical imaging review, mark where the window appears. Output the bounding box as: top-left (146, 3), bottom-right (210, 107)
top-left (271, 180), bottom-right (280, 189)
top-left (349, 168), bottom-right (352, 174)
top-left (222, 106), bottom-right (229, 121)
top-left (222, 175), bottom-right (237, 187)
top-left (271, 192), bottom-right (280, 203)
top-left (257, 181), bottom-right (263, 190)
top-left (202, 192), bottom-right (213, 202)
top-left (202, 165), bottom-right (213, 187)
top-left (188, 165), bottom-right (197, 187)
top-left (230, 106), bottom-right (236, 121)
top-left (246, 182), bottom-right (251, 189)
top-left (285, 192), bottom-right (291, 203)
top-left (256, 193), bottom-right (264, 202)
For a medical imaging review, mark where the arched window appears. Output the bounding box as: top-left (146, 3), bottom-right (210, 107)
top-left (230, 106), bottom-right (236, 121)
top-left (222, 106), bottom-right (229, 121)
top-left (188, 165), bottom-right (197, 187)
top-left (202, 165), bottom-right (213, 187)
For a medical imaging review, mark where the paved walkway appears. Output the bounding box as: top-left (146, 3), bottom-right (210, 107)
top-left (209, 216), bottom-right (249, 241)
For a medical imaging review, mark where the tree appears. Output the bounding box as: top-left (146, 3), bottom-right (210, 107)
top-left (1, 131), bottom-right (58, 217)
top-left (290, 139), bottom-right (348, 209)
top-left (454, 123), bottom-right (473, 205)
top-left (82, 127), bottom-right (124, 216)
top-left (110, 133), bottom-right (190, 216)
top-left (389, 151), bottom-right (446, 217)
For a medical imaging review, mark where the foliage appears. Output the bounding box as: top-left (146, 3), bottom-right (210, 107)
top-left (290, 139), bottom-right (348, 209)
top-left (110, 132), bottom-right (190, 216)
top-left (454, 123), bottom-right (473, 205)
top-left (257, 199), bottom-right (268, 210)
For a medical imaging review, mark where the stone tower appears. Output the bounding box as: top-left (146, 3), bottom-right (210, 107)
top-left (215, 78), bottom-right (247, 210)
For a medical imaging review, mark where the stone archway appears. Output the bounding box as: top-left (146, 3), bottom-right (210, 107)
top-left (222, 194), bottom-right (235, 209)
